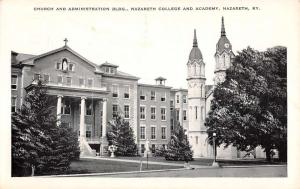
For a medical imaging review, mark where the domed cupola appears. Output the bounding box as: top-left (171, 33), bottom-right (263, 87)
top-left (216, 17), bottom-right (232, 55)
top-left (189, 29), bottom-right (203, 61)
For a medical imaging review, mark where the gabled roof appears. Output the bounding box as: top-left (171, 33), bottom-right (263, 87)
top-left (21, 45), bottom-right (99, 70)
top-left (11, 51), bottom-right (36, 65)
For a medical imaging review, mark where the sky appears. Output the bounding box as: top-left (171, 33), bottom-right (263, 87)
top-left (1, 0), bottom-right (296, 89)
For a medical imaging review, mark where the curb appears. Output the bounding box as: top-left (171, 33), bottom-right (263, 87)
top-left (35, 167), bottom-right (188, 177)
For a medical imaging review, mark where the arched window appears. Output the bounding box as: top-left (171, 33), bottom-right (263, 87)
top-left (195, 106), bottom-right (198, 120)
top-left (223, 54), bottom-right (226, 67)
top-left (200, 84), bottom-right (203, 97)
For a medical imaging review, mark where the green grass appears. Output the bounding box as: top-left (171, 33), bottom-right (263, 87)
top-left (67, 159), bottom-right (181, 174)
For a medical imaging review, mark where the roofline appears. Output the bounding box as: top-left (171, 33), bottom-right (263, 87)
top-left (138, 83), bottom-right (172, 89)
top-left (102, 73), bottom-right (140, 81)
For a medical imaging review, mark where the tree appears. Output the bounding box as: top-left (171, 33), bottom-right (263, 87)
top-left (107, 113), bottom-right (137, 156)
top-left (165, 124), bottom-right (193, 161)
top-left (12, 80), bottom-right (80, 176)
top-left (205, 46), bottom-right (287, 162)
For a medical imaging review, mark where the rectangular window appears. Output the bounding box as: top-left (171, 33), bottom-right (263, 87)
top-left (195, 106), bottom-right (198, 120)
top-left (43, 74), bottom-right (50, 83)
top-left (112, 104), bottom-right (118, 118)
top-left (161, 107), bottom-right (166, 121)
top-left (161, 127), bottom-right (166, 139)
top-left (124, 86), bottom-right (130, 99)
top-left (183, 95), bottom-right (187, 103)
top-left (151, 127), bottom-right (156, 139)
top-left (86, 124), bottom-right (92, 138)
top-left (105, 67), bottom-right (109, 73)
top-left (161, 93), bottom-right (166, 102)
top-left (176, 95), bottom-right (180, 103)
top-left (34, 73), bottom-right (41, 80)
top-left (140, 106), bottom-right (146, 120)
top-left (183, 110), bottom-right (187, 121)
top-left (110, 68), bottom-right (114, 74)
top-left (112, 85), bottom-right (118, 98)
top-left (124, 105), bottom-right (130, 118)
top-left (140, 126), bottom-right (145, 139)
top-left (201, 106), bottom-right (204, 120)
top-left (171, 118), bottom-right (174, 130)
top-left (151, 144), bottom-right (156, 153)
top-left (150, 91), bottom-right (156, 100)
top-left (68, 63), bottom-right (75, 71)
top-left (11, 97), bottom-right (16, 112)
top-left (87, 79), bottom-right (93, 88)
top-left (176, 109), bottom-right (179, 121)
top-left (141, 144), bottom-right (145, 154)
top-left (79, 78), bottom-right (84, 87)
top-left (196, 136), bottom-right (198, 144)
top-left (66, 77), bottom-right (72, 85)
top-left (11, 75), bottom-right (17, 89)
top-left (62, 100), bottom-right (71, 115)
top-left (140, 90), bottom-right (146, 100)
top-left (57, 76), bottom-right (63, 84)
top-left (86, 102), bottom-right (92, 116)
top-left (150, 107), bottom-right (156, 120)
top-left (170, 100), bottom-right (174, 107)
top-left (56, 62), bottom-right (61, 70)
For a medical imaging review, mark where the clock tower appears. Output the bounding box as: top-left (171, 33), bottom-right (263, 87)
top-left (187, 29), bottom-right (209, 157)
top-left (214, 17), bottom-right (235, 84)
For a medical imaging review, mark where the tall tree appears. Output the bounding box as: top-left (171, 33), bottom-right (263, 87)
top-left (205, 46), bottom-right (287, 162)
top-left (165, 123), bottom-right (193, 161)
top-left (107, 114), bottom-right (137, 156)
top-left (12, 80), bottom-right (80, 176)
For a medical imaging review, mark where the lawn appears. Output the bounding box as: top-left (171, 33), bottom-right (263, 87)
top-left (67, 159), bottom-right (182, 174)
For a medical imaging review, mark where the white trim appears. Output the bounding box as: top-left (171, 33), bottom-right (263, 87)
top-left (161, 126), bottom-right (167, 140)
top-left (150, 125), bottom-right (157, 140)
top-left (112, 84), bottom-right (119, 98)
top-left (160, 92), bottom-right (166, 102)
top-left (160, 106), bottom-right (167, 121)
top-left (150, 90), bottom-right (156, 101)
top-left (139, 125), bottom-right (146, 140)
top-left (112, 104), bottom-right (118, 118)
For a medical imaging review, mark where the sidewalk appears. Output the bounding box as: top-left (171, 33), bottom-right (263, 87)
top-left (81, 156), bottom-right (210, 168)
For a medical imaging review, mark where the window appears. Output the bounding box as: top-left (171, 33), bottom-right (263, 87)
top-left (150, 107), bottom-right (156, 120)
top-left (201, 106), bottom-right (204, 120)
top-left (170, 119), bottom-right (174, 130)
top-left (176, 109), bottom-right (179, 121)
top-left (56, 62), bottom-right (62, 70)
top-left (151, 127), bottom-right (156, 139)
top-left (195, 106), bottom-right (198, 120)
top-left (140, 90), bottom-right (146, 100)
top-left (183, 95), bottom-right (187, 103)
top-left (62, 58), bottom-right (68, 71)
top-left (34, 73), bottom-right (41, 80)
top-left (66, 77), bottom-right (72, 85)
top-left (183, 110), bottom-right (187, 121)
top-left (176, 95), bottom-right (180, 103)
top-left (57, 76), bottom-right (63, 84)
top-left (170, 100), bottom-right (174, 107)
top-left (79, 78), bottom-right (84, 87)
top-left (112, 85), bottom-right (118, 98)
top-left (124, 105), bottom-right (130, 118)
top-left (151, 144), bottom-right (156, 153)
top-left (162, 144), bottom-right (166, 149)
top-left (161, 127), bottom-right (166, 139)
top-left (140, 106), bottom-right (145, 120)
top-left (112, 104), bottom-right (118, 118)
top-left (86, 102), bottom-right (92, 116)
top-left (150, 91), bottom-right (156, 100)
top-left (161, 93), bottom-right (166, 102)
top-left (86, 124), bottom-right (92, 138)
top-left (11, 75), bottom-right (17, 89)
top-left (161, 107), bottom-right (166, 121)
top-left (87, 79), bottom-right (93, 88)
top-left (196, 136), bottom-right (198, 144)
top-left (68, 63), bottom-right (75, 71)
top-left (124, 86), bottom-right (130, 99)
top-left (141, 144), bottom-right (145, 153)
top-left (43, 74), bottom-right (50, 83)
top-left (140, 126), bottom-right (145, 139)
top-left (62, 100), bottom-right (71, 115)
top-left (110, 68), bottom-right (114, 74)
top-left (11, 97), bottom-right (16, 112)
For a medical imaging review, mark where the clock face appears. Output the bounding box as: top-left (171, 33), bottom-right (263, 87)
top-left (224, 43), bottom-right (230, 48)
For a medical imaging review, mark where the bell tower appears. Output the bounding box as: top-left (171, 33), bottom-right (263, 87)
top-left (214, 17), bottom-right (235, 84)
top-left (187, 29), bottom-right (209, 158)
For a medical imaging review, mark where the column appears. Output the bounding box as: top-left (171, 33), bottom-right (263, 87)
top-left (80, 97), bottom-right (86, 140)
top-left (57, 95), bottom-right (63, 126)
top-left (102, 98), bottom-right (107, 137)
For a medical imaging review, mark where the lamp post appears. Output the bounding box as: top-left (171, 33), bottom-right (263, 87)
top-left (212, 132), bottom-right (220, 167)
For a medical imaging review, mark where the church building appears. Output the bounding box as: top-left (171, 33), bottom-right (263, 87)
top-left (11, 17), bottom-right (266, 159)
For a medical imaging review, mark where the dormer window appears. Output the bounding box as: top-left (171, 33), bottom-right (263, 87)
top-left (105, 67), bottom-right (109, 73)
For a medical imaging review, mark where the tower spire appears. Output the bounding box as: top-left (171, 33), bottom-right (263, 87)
top-left (193, 29), bottom-right (198, 47)
top-left (221, 16), bottom-right (226, 37)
